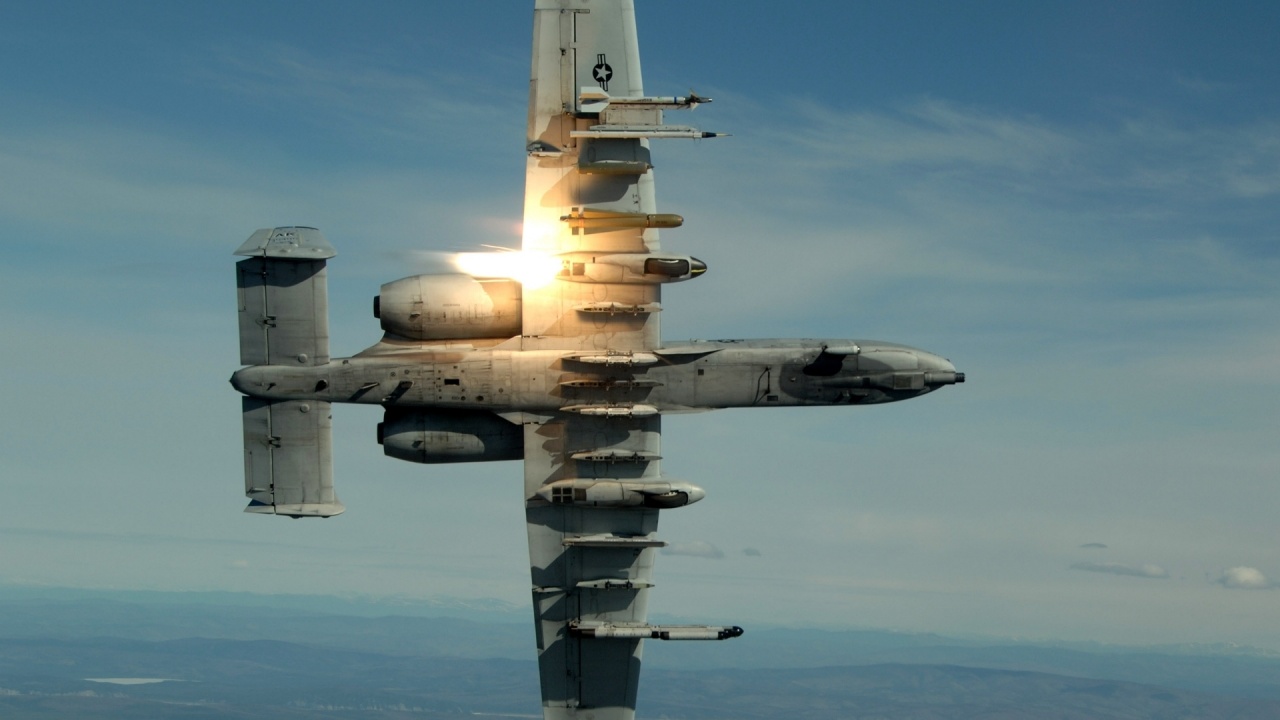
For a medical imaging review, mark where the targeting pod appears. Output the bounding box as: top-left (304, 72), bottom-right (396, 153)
top-left (557, 252), bottom-right (706, 284)
top-left (536, 479), bottom-right (705, 509)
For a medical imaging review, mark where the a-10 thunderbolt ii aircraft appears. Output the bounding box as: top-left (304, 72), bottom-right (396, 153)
top-left (230, 1), bottom-right (963, 718)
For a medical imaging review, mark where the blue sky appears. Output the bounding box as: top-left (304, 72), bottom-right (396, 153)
top-left (2, 1), bottom-right (1278, 650)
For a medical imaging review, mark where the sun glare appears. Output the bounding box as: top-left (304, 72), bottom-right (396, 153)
top-left (452, 250), bottom-right (561, 289)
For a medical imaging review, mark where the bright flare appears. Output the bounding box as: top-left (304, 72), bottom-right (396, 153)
top-left (452, 251), bottom-right (561, 289)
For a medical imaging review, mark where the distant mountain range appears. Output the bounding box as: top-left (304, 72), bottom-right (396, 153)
top-left (1, 585), bottom-right (1278, 719)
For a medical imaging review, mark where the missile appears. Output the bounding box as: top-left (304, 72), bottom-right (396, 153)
top-left (571, 125), bottom-right (728, 140)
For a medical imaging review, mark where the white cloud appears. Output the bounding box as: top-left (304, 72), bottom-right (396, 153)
top-left (1219, 566), bottom-right (1272, 590)
top-left (1071, 561), bottom-right (1169, 579)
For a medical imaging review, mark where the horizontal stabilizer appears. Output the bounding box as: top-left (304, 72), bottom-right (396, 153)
top-left (241, 397), bottom-right (343, 518)
top-left (235, 227), bottom-right (334, 367)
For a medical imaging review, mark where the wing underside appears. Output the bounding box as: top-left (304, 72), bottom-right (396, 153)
top-left (522, 3), bottom-right (668, 718)
top-left (522, 0), bottom-right (660, 353)
top-left (524, 413), bottom-right (662, 717)
top-left (520, 3), bottom-right (733, 717)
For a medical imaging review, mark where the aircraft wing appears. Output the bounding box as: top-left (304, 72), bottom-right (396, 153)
top-left (522, 0), bottom-right (717, 353)
top-left (523, 413), bottom-right (663, 718)
top-left (519, 2), bottom-right (730, 718)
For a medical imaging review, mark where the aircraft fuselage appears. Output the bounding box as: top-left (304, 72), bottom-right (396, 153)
top-left (231, 338), bottom-right (963, 413)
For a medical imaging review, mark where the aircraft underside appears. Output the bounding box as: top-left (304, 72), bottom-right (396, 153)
top-left (228, 2), bottom-right (963, 717)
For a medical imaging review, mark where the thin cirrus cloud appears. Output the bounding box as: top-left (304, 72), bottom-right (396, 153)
top-left (783, 98), bottom-right (1077, 176)
top-left (1071, 561), bottom-right (1169, 579)
top-left (713, 98), bottom-right (1280, 250)
top-left (674, 98), bottom-right (1280, 350)
top-left (202, 43), bottom-right (523, 149)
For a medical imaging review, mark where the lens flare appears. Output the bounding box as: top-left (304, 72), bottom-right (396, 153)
top-left (452, 250), bottom-right (561, 289)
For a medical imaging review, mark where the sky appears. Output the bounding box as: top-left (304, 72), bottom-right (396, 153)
top-left (2, 1), bottom-right (1278, 651)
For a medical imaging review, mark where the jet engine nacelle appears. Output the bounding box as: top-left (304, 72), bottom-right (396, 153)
top-left (377, 409), bottom-right (523, 464)
top-left (373, 273), bottom-right (521, 341)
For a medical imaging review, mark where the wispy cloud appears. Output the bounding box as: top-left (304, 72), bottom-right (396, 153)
top-left (1071, 561), bottom-right (1169, 579)
top-left (1079, 543), bottom-right (1109, 550)
top-left (1218, 567), bottom-right (1273, 590)
top-left (763, 100), bottom-right (1277, 249)
top-left (715, 96), bottom-right (1280, 220)
top-left (670, 95), bottom-right (1280, 350)
top-left (204, 43), bottom-right (522, 149)
top-left (786, 97), bottom-right (1078, 176)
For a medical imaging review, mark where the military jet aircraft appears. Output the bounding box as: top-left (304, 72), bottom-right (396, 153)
top-left (230, 1), bottom-right (963, 718)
